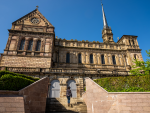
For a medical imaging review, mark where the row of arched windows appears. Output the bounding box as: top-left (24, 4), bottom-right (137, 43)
top-left (66, 53), bottom-right (117, 65)
top-left (19, 39), bottom-right (41, 51)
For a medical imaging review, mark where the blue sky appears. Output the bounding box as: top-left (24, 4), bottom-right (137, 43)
top-left (0, 0), bottom-right (150, 62)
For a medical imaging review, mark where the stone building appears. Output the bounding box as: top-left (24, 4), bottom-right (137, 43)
top-left (0, 4), bottom-right (143, 98)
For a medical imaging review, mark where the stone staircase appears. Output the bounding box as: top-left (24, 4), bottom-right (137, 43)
top-left (45, 98), bottom-right (87, 113)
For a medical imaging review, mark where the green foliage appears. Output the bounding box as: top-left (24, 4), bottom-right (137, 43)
top-left (0, 71), bottom-right (39, 81)
top-left (0, 71), bottom-right (39, 91)
top-left (94, 75), bottom-right (150, 92)
top-left (1, 74), bottom-right (34, 91)
top-left (130, 49), bottom-right (150, 76)
top-left (84, 87), bottom-right (86, 91)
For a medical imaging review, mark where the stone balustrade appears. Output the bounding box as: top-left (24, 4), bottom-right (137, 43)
top-left (2, 67), bottom-right (130, 76)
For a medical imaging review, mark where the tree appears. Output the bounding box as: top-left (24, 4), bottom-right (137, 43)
top-left (130, 50), bottom-right (150, 76)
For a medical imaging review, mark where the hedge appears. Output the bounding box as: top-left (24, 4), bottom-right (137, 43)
top-left (0, 71), bottom-right (40, 91)
top-left (94, 75), bottom-right (150, 92)
top-left (0, 71), bottom-right (39, 81)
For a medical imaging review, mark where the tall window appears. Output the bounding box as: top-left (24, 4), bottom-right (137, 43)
top-left (28, 40), bottom-right (33, 51)
top-left (66, 53), bottom-right (70, 63)
top-left (78, 53), bottom-right (81, 63)
top-left (101, 55), bottom-right (105, 64)
top-left (90, 54), bottom-right (93, 63)
top-left (112, 55), bottom-right (116, 65)
top-left (129, 40), bottom-right (131, 45)
top-left (134, 54), bottom-right (136, 59)
top-left (36, 40), bottom-right (41, 51)
top-left (132, 40), bottom-right (134, 45)
top-left (19, 39), bottom-right (25, 50)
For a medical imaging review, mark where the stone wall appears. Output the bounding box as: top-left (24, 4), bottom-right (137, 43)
top-left (0, 95), bottom-right (25, 113)
top-left (0, 77), bottom-right (49, 113)
top-left (19, 77), bottom-right (49, 113)
top-left (82, 77), bottom-right (150, 113)
top-left (0, 56), bottom-right (51, 68)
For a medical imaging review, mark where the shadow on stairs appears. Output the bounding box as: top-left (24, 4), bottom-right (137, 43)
top-left (45, 98), bottom-right (87, 113)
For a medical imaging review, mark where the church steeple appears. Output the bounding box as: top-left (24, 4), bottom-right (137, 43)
top-left (101, 3), bottom-right (109, 29)
top-left (101, 2), bottom-right (114, 43)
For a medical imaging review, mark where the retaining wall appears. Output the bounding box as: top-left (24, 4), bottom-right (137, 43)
top-left (82, 77), bottom-right (150, 113)
top-left (0, 77), bottom-right (49, 113)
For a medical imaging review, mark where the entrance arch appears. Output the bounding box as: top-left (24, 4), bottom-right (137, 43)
top-left (49, 80), bottom-right (60, 98)
top-left (67, 80), bottom-right (77, 98)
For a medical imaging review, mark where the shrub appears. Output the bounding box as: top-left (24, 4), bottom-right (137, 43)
top-left (1, 74), bottom-right (34, 91)
top-left (0, 71), bottom-right (39, 81)
top-left (94, 75), bottom-right (150, 92)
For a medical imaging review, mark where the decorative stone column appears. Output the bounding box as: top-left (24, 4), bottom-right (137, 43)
top-left (15, 36), bottom-right (20, 50)
top-left (81, 52), bottom-right (85, 64)
top-left (86, 52), bottom-right (89, 64)
top-left (41, 38), bottom-right (45, 52)
top-left (5, 35), bottom-right (12, 50)
top-left (32, 38), bottom-right (38, 51)
top-left (135, 39), bottom-right (139, 46)
top-left (110, 54), bottom-right (112, 65)
top-left (24, 37), bottom-right (30, 51)
top-left (123, 54), bottom-right (127, 67)
top-left (98, 53), bottom-right (101, 64)
top-left (104, 53), bottom-right (108, 64)
top-left (93, 53), bottom-right (97, 64)
top-left (115, 54), bottom-right (118, 65)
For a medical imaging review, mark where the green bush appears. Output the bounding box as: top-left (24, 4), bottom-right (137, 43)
top-left (1, 74), bottom-right (34, 91)
top-left (94, 75), bottom-right (150, 92)
top-left (0, 71), bottom-right (39, 81)
top-left (0, 71), bottom-right (39, 91)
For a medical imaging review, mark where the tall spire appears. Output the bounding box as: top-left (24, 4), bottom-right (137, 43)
top-left (101, 2), bottom-right (109, 28)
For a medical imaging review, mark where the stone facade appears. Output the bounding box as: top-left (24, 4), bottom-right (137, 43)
top-left (0, 8), bottom-right (143, 99)
top-left (83, 77), bottom-right (150, 113)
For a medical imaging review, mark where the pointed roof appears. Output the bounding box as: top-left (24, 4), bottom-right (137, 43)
top-left (101, 3), bottom-right (109, 29)
top-left (12, 8), bottom-right (54, 27)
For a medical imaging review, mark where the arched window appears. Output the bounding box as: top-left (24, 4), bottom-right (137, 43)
top-left (101, 55), bottom-right (105, 64)
top-left (134, 54), bottom-right (136, 59)
top-left (90, 54), bottom-right (93, 63)
top-left (129, 40), bottom-right (131, 45)
top-left (132, 40), bottom-right (134, 45)
top-left (66, 53), bottom-right (70, 63)
top-left (78, 53), bottom-right (81, 63)
top-left (19, 39), bottom-right (25, 50)
top-left (28, 40), bottom-right (33, 51)
top-left (112, 55), bottom-right (116, 65)
top-left (36, 40), bottom-right (41, 51)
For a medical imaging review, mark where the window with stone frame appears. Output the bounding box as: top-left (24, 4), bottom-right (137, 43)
top-left (112, 55), bottom-right (116, 65)
top-left (19, 39), bottom-right (25, 50)
top-left (132, 40), bottom-right (134, 45)
top-left (66, 53), bottom-right (70, 63)
top-left (28, 40), bottom-right (33, 51)
top-left (78, 53), bottom-right (82, 63)
top-left (129, 40), bottom-right (131, 45)
top-left (134, 54), bottom-right (137, 59)
top-left (89, 44), bottom-right (93, 47)
top-left (101, 54), bottom-right (105, 64)
top-left (36, 40), bottom-right (41, 51)
top-left (78, 43), bottom-right (82, 47)
top-left (90, 54), bottom-right (93, 63)
top-left (66, 42), bottom-right (70, 46)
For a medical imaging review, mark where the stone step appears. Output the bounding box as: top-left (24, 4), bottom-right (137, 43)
top-left (45, 98), bottom-right (87, 113)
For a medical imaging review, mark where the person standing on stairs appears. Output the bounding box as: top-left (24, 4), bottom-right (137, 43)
top-left (66, 86), bottom-right (72, 107)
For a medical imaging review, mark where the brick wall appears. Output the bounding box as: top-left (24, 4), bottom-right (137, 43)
top-left (0, 56), bottom-right (51, 68)
top-left (0, 95), bottom-right (25, 113)
top-left (0, 77), bottom-right (49, 113)
top-left (82, 78), bottom-right (150, 113)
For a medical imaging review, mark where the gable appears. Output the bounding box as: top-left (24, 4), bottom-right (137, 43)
top-left (12, 9), bottom-right (54, 27)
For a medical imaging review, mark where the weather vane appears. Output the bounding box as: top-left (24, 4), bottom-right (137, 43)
top-left (36, 6), bottom-right (39, 10)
